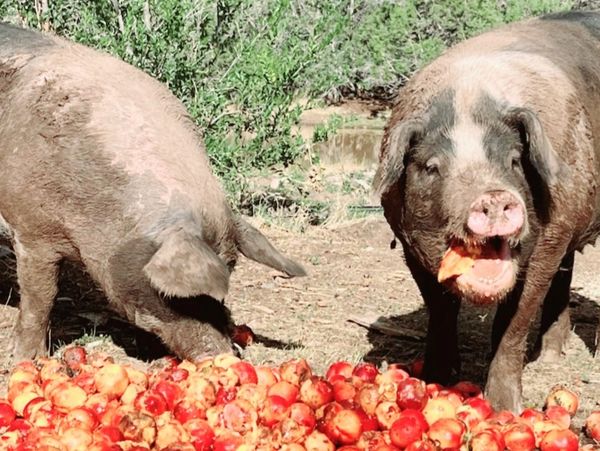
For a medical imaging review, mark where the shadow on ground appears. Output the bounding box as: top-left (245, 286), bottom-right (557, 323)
top-left (361, 290), bottom-right (599, 386)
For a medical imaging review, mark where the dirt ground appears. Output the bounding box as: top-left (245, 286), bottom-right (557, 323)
top-left (0, 214), bottom-right (599, 439)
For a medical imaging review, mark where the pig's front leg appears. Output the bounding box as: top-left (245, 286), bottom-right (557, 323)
top-left (405, 251), bottom-right (461, 385)
top-left (12, 241), bottom-right (60, 361)
top-left (486, 240), bottom-right (568, 412)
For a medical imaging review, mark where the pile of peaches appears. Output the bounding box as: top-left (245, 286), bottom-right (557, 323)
top-left (0, 345), bottom-right (598, 450)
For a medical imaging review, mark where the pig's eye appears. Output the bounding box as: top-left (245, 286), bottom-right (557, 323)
top-left (509, 151), bottom-right (521, 170)
top-left (424, 157), bottom-right (440, 176)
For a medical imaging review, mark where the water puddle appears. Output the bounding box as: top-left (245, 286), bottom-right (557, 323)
top-left (312, 127), bottom-right (383, 167)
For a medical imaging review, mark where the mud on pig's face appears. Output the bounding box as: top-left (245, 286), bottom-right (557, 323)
top-left (374, 91), bottom-right (560, 305)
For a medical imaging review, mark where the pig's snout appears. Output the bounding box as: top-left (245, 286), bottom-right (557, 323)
top-left (467, 190), bottom-right (524, 237)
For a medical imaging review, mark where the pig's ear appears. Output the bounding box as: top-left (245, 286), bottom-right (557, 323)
top-left (372, 119), bottom-right (424, 196)
top-left (144, 230), bottom-right (229, 300)
top-left (503, 107), bottom-right (562, 186)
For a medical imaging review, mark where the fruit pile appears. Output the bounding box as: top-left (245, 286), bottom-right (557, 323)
top-left (0, 346), bottom-right (598, 450)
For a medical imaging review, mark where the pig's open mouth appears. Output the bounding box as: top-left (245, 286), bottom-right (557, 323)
top-left (438, 237), bottom-right (517, 304)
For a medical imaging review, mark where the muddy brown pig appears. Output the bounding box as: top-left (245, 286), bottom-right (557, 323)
top-left (374, 11), bottom-right (600, 411)
top-left (0, 23), bottom-right (305, 362)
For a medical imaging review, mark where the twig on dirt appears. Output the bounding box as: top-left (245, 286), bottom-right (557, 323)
top-left (254, 305), bottom-right (275, 315)
top-left (3, 288), bottom-right (11, 306)
top-left (348, 312), bottom-right (426, 340)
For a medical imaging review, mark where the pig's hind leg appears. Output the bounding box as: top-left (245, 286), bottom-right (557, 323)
top-left (536, 251), bottom-right (574, 362)
top-left (12, 241), bottom-right (60, 361)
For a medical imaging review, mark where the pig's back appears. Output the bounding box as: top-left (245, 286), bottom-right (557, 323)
top-left (0, 24), bottom-right (231, 254)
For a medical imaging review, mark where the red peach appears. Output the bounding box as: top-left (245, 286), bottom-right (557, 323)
top-left (396, 378), bottom-right (427, 411)
top-left (235, 383), bottom-right (267, 409)
top-left (376, 366), bottom-right (409, 386)
top-left (222, 399), bottom-right (257, 434)
top-left (134, 390), bottom-right (168, 417)
top-left (332, 380), bottom-right (357, 405)
top-left (230, 361), bottom-right (258, 385)
top-left (94, 425), bottom-right (124, 443)
top-left (585, 410), bottom-right (600, 441)
top-left (121, 383), bottom-right (146, 406)
top-left (216, 386), bottom-right (238, 406)
top-left (124, 367), bottom-right (148, 388)
top-left (260, 395), bottom-right (290, 427)
top-left (404, 438), bottom-right (437, 451)
top-left (256, 366), bottom-right (279, 388)
top-left (0, 402), bottom-right (16, 427)
top-left (169, 368), bottom-right (189, 383)
top-left (153, 379), bottom-right (183, 410)
top-left (329, 408), bottom-right (363, 445)
top-left (503, 423), bottom-right (536, 451)
top-left (73, 371), bottom-right (97, 395)
top-left (539, 428), bottom-right (578, 451)
top-left (305, 430), bottom-right (335, 451)
top-left (94, 364), bottom-right (129, 399)
top-left (355, 383), bottom-right (380, 416)
top-left (427, 418), bottom-right (465, 449)
top-left (50, 381), bottom-right (88, 413)
top-left (290, 401), bottom-right (317, 431)
top-left (155, 419), bottom-right (190, 450)
top-left (545, 386), bottom-right (579, 416)
top-left (39, 359), bottom-right (68, 382)
top-left (352, 363), bottom-right (379, 385)
top-left (268, 381), bottom-right (299, 406)
top-left (174, 398), bottom-right (207, 424)
top-left (374, 401), bottom-right (401, 430)
top-left (8, 368), bottom-right (39, 390)
top-left (184, 418), bottom-right (215, 451)
top-left (422, 397), bottom-right (456, 426)
top-left (520, 407), bottom-right (545, 425)
top-left (532, 420), bottom-right (562, 448)
top-left (280, 359), bottom-right (312, 387)
top-left (452, 380), bottom-right (482, 399)
top-left (230, 324), bottom-right (255, 348)
top-left (118, 411), bottom-right (156, 444)
top-left (212, 432), bottom-right (244, 451)
top-left (353, 408), bottom-right (379, 432)
top-left (60, 426), bottom-right (94, 450)
top-left (300, 377), bottom-right (334, 410)
top-left (470, 430), bottom-right (504, 451)
top-left (325, 362), bottom-right (354, 384)
top-left (544, 405), bottom-right (570, 429)
top-left (389, 409), bottom-right (428, 449)
top-left (61, 406), bottom-right (99, 431)
top-left (185, 375), bottom-right (217, 408)
top-left (62, 346), bottom-right (87, 371)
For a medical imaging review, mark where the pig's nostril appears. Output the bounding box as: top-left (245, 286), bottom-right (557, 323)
top-left (482, 207), bottom-right (489, 215)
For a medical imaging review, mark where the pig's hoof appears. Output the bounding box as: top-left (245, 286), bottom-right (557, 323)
top-left (12, 338), bottom-right (46, 362)
top-left (485, 378), bottom-right (522, 413)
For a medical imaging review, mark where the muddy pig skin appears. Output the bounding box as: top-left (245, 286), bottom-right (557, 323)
top-left (374, 11), bottom-right (600, 411)
top-left (0, 23), bottom-right (306, 362)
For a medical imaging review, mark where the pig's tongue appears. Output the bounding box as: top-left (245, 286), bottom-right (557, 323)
top-left (438, 241), bottom-right (509, 282)
top-left (469, 252), bottom-right (505, 279)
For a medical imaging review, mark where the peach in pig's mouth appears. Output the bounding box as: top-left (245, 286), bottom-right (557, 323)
top-left (438, 237), bottom-right (517, 304)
